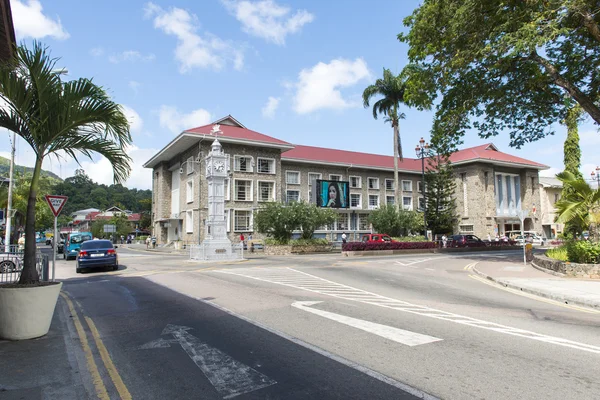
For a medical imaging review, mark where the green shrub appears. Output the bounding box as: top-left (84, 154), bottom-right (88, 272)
top-left (291, 238), bottom-right (329, 246)
top-left (392, 236), bottom-right (427, 242)
top-left (566, 240), bottom-right (600, 264)
top-left (264, 238), bottom-right (289, 246)
top-left (545, 246), bottom-right (568, 262)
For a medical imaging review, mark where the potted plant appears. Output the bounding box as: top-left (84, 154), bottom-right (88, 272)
top-left (0, 42), bottom-right (131, 340)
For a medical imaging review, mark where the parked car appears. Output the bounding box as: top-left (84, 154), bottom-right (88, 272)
top-left (76, 240), bottom-right (119, 273)
top-left (514, 233), bottom-right (546, 246)
top-left (448, 234), bottom-right (486, 248)
top-left (361, 234), bottom-right (394, 243)
top-left (57, 234), bottom-right (66, 254)
top-left (64, 232), bottom-right (93, 260)
top-left (0, 253), bottom-right (22, 273)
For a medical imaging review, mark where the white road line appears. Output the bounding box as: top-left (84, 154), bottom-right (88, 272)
top-left (215, 268), bottom-right (600, 355)
top-left (292, 301), bottom-right (442, 346)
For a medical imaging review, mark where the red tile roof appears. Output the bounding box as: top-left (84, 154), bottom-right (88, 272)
top-left (282, 143), bottom-right (547, 171)
top-left (185, 123), bottom-right (292, 146)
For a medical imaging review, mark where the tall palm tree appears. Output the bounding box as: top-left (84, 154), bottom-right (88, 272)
top-left (555, 171), bottom-right (600, 240)
top-left (362, 68), bottom-right (413, 210)
top-left (0, 42), bottom-right (131, 284)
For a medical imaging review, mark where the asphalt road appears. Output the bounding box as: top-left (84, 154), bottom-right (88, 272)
top-left (53, 247), bottom-right (600, 399)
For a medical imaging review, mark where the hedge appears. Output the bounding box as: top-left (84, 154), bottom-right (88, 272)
top-left (342, 241), bottom-right (437, 251)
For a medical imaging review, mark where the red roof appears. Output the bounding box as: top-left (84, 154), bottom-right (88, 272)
top-left (282, 143), bottom-right (547, 171)
top-left (185, 121), bottom-right (292, 147)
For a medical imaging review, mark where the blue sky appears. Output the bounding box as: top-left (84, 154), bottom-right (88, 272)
top-left (2, 0), bottom-right (599, 190)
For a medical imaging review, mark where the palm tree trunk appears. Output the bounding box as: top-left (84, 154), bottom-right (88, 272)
top-left (18, 155), bottom-right (42, 284)
top-left (393, 121), bottom-right (400, 212)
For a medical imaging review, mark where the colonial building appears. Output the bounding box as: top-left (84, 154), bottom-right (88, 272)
top-left (71, 206), bottom-right (141, 232)
top-left (143, 116), bottom-right (548, 244)
top-left (539, 177), bottom-right (563, 239)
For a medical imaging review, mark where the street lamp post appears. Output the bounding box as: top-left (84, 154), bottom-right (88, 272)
top-left (415, 138), bottom-right (429, 239)
top-left (591, 166), bottom-right (600, 188)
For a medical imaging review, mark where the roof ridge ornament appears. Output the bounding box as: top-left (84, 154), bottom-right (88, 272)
top-left (211, 124), bottom-right (222, 136)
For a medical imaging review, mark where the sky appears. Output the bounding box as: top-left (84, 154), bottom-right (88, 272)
top-left (2, 0), bottom-right (600, 190)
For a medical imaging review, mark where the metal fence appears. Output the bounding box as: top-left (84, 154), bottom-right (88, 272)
top-left (0, 251), bottom-right (49, 284)
top-left (189, 243), bottom-right (244, 261)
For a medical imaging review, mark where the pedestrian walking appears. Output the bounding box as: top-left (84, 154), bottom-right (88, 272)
top-left (341, 232), bottom-right (347, 244)
top-left (441, 234), bottom-right (447, 248)
top-left (146, 236), bottom-right (151, 249)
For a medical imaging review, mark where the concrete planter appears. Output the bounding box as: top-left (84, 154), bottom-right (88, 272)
top-left (0, 282), bottom-right (62, 340)
top-left (265, 244), bottom-right (332, 256)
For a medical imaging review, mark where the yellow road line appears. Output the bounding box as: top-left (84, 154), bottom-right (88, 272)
top-left (468, 274), bottom-right (600, 314)
top-left (85, 316), bottom-right (132, 400)
top-left (463, 262), bottom-right (477, 271)
top-left (60, 292), bottom-right (110, 400)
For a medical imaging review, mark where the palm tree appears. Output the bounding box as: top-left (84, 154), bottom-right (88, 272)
top-left (0, 42), bottom-right (131, 284)
top-left (362, 68), bottom-right (413, 210)
top-left (555, 171), bottom-right (600, 240)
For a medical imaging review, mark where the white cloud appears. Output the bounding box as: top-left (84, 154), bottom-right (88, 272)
top-left (261, 96), bottom-right (280, 118)
top-left (89, 47), bottom-right (104, 57)
top-left (128, 80), bottom-right (141, 94)
top-left (159, 105), bottom-right (212, 135)
top-left (144, 2), bottom-right (244, 73)
top-left (12, 0), bottom-right (69, 40)
top-left (222, 0), bottom-right (314, 45)
top-left (121, 105), bottom-right (143, 135)
top-left (109, 50), bottom-right (156, 64)
top-left (293, 58), bottom-right (371, 114)
top-left (579, 130), bottom-right (600, 146)
top-left (539, 167), bottom-right (561, 178)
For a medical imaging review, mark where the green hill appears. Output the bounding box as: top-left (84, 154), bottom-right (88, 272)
top-left (0, 155), bottom-right (63, 181)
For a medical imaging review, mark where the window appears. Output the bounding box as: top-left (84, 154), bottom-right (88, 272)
top-left (257, 158), bottom-right (275, 174)
top-left (234, 179), bottom-right (252, 201)
top-left (186, 180), bottom-right (194, 203)
top-left (337, 214), bottom-right (349, 231)
top-left (224, 178), bottom-right (230, 201)
top-left (234, 210), bottom-right (252, 231)
top-left (186, 156), bottom-right (194, 175)
top-left (459, 224), bottom-right (474, 233)
top-left (403, 196), bottom-right (413, 210)
top-left (286, 190), bottom-right (300, 203)
top-left (368, 177), bottom-right (379, 190)
top-left (462, 173), bottom-right (468, 215)
top-left (358, 213), bottom-right (370, 230)
top-left (554, 193), bottom-right (560, 203)
top-left (402, 180), bottom-right (412, 192)
top-left (385, 179), bottom-right (394, 191)
top-left (386, 196), bottom-right (395, 205)
top-left (495, 173), bottom-right (521, 217)
top-left (286, 171), bottom-right (300, 185)
top-left (350, 176), bottom-right (361, 188)
top-left (258, 181), bottom-right (275, 202)
top-left (308, 173), bottom-right (321, 201)
top-left (234, 156), bottom-right (253, 172)
top-left (417, 181), bottom-right (424, 193)
top-left (368, 194), bottom-right (379, 208)
top-left (350, 193), bottom-right (361, 208)
top-left (186, 210), bottom-right (193, 233)
top-left (329, 174), bottom-right (342, 181)
top-left (418, 197), bottom-right (425, 211)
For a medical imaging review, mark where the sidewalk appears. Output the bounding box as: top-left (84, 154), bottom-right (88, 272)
top-left (0, 297), bottom-right (87, 399)
top-left (473, 261), bottom-right (600, 310)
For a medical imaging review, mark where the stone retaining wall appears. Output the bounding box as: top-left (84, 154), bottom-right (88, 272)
top-left (533, 255), bottom-right (600, 279)
top-left (265, 244), bottom-right (333, 256)
top-left (342, 246), bottom-right (519, 257)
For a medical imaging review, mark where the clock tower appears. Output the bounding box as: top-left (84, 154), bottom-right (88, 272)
top-left (199, 124), bottom-right (236, 259)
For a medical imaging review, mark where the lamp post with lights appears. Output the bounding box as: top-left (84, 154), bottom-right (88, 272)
top-left (415, 138), bottom-right (429, 239)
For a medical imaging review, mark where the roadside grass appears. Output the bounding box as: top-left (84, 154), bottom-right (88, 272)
top-left (546, 246), bottom-right (568, 262)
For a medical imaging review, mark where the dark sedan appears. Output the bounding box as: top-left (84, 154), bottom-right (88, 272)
top-left (76, 240), bottom-right (118, 273)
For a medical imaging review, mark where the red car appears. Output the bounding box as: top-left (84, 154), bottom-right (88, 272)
top-left (361, 234), bottom-right (394, 243)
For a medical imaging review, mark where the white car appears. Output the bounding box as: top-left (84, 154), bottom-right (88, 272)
top-left (0, 254), bottom-right (22, 273)
top-left (514, 234), bottom-right (546, 246)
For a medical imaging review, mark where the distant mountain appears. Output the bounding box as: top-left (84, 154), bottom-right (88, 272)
top-left (0, 155), bottom-right (62, 181)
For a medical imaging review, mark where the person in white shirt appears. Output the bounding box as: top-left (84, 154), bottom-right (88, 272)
top-left (341, 232), bottom-right (347, 244)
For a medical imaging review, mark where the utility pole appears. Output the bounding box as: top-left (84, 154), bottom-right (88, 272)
top-left (4, 132), bottom-right (15, 252)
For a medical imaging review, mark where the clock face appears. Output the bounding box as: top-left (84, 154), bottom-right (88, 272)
top-left (215, 161), bottom-right (225, 172)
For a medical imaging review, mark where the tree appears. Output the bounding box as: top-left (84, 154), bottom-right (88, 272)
top-left (0, 42), bottom-right (131, 284)
top-left (368, 205), bottom-right (423, 237)
top-left (362, 67), bottom-right (430, 210)
top-left (297, 204), bottom-right (337, 240)
top-left (555, 171), bottom-right (600, 240)
top-left (562, 105), bottom-right (584, 234)
top-left (425, 146), bottom-right (457, 236)
top-left (399, 1), bottom-right (600, 150)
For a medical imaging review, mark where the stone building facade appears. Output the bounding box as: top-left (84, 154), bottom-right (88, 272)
top-left (144, 116), bottom-right (548, 244)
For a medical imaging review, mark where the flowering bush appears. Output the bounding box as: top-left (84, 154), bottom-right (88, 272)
top-left (342, 241), bottom-right (437, 251)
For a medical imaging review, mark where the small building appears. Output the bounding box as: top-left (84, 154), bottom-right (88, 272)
top-left (144, 115), bottom-right (548, 245)
top-left (539, 176), bottom-right (563, 239)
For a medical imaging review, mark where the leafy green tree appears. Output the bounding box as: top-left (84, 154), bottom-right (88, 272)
top-left (362, 67), bottom-right (430, 209)
top-left (297, 204), bottom-right (337, 239)
top-left (561, 106), bottom-right (584, 234)
top-left (425, 146), bottom-right (457, 237)
top-left (555, 171), bottom-right (600, 240)
top-left (0, 42), bottom-right (131, 284)
top-left (399, 0), bottom-right (600, 150)
top-left (369, 205), bottom-right (423, 237)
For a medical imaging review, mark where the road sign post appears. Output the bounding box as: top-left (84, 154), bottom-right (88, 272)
top-left (516, 209), bottom-right (529, 266)
top-left (44, 195), bottom-right (68, 282)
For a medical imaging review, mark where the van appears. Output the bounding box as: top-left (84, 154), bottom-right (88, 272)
top-left (64, 232), bottom-right (93, 260)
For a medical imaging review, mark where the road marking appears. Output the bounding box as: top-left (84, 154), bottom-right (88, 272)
top-left (139, 324), bottom-right (276, 398)
top-left (468, 274), bottom-right (600, 314)
top-left (292, 301), bottom-right (441, 346)
top-left (215, 268), bottom-right (600, 354)
top-left (394, 257), bottom-right (445, 266)
top-left (85, 316), bottom-right (132, 400)
top-left (60, 292), bottom-right (110, 400)
top-left (463, 262), bottom-right (477, 271)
